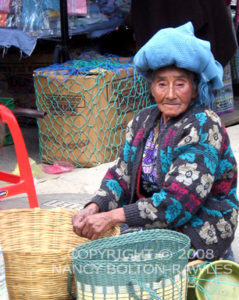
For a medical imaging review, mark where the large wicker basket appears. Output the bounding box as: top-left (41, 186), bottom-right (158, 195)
top-left (0, 208), bottom-right (120, 300)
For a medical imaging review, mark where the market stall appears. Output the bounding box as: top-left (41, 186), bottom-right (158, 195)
top-left (0, 0), bottom-right (131, 57)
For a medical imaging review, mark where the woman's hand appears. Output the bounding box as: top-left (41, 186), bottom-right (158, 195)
top-left (73, 208), bottom-right (126, 240)
top-left (72, 203), bottom-right (99, 233)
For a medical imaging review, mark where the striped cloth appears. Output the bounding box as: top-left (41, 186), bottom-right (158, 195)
top-left (213, 62), bottom-right (234, 115)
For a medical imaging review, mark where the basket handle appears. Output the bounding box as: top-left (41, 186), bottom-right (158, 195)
top-left (129, 277), bottom-right (183, 300)
top-left (67, 264), bottom-right (77, 298)
top-left (129, 279), bottom-right (163, 300)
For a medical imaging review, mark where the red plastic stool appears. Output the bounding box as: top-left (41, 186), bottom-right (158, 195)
top-left (0, 104), bottom-right (39, 208)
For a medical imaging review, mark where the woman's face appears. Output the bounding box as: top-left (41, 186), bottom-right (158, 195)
top-left (150, 67), bottom-right (198, 123)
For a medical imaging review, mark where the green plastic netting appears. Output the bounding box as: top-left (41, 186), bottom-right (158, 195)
top-left (34, 52), bottom-right (153, 167)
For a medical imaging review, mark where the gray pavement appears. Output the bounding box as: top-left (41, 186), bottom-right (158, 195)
top-left (0, 193), bottom-right (92, 210)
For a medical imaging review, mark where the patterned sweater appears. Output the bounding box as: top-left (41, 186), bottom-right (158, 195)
top-left (90, 102), bottom-right (238, 259)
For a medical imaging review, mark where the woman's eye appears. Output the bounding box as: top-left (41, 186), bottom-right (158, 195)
top-left (176, 83), bottom-right (184, 87)
top-left (158, 82), bottom-right (166, 87)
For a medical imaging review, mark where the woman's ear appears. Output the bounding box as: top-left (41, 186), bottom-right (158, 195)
top-left (149, 81), bottom-right (155, 98)
top-left (192, 82), bottom-right (199, 99)
top-left (191, 73), bottom-right (199, 98)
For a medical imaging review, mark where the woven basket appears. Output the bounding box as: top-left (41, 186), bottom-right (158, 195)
top-left (0, 208), bottom-right (120, 300)
top-left (69, 229), bottom-right (191, 300)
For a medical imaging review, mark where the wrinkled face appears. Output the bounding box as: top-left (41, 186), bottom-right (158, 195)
top-left (150, 67), bottom-right (198, 123)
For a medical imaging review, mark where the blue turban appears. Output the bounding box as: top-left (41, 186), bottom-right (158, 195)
top-left (133, 22), bottom-right (224, 106)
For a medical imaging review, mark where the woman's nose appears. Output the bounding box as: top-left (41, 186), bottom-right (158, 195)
top-left (166, 85), bottom-right (176, 98)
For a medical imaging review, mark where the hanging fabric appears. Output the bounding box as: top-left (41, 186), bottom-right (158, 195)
top-left (234, 0), bottom-right (239, 30)
top-left (0, 0), bottom-right (10, 13)
top-left (0, 12), bottom-right (7, 26)
top-left (130, 0), bottom-right (237, 67)
top-left (230, 2), bottom-right (239, 84)
top-left (67, 0), bottom-right (87, 15)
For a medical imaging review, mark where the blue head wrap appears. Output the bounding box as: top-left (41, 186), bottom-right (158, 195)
top-left (133, 22), bottom-right (224, 107)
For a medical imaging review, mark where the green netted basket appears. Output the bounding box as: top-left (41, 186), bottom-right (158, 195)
top-left (68, 229), bottom-right (191, 300)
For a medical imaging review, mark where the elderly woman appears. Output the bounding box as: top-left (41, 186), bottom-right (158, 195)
top-left (72, 22), bottom-right (238, 260)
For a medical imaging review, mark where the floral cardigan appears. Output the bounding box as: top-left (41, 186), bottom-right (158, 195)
top-left (90, 102), bottom-right (238, 259)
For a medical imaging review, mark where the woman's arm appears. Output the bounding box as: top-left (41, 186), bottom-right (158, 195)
top-left (72, 118), bottom-right (136, 238)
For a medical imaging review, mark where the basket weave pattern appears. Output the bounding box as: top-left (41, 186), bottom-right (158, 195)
top-left (0, 208), bottom-right (119, 300)
top-left (72, 229), bottom-right (190, 300)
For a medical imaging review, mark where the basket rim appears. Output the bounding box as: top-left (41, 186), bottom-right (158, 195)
top-left (73, 229), bottom-right (190, 251)
top-left (72, 229), bottom-right (191, 266)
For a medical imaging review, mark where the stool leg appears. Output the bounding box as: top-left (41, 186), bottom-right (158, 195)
top-left (0, 105), bottom-right (39, 208)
